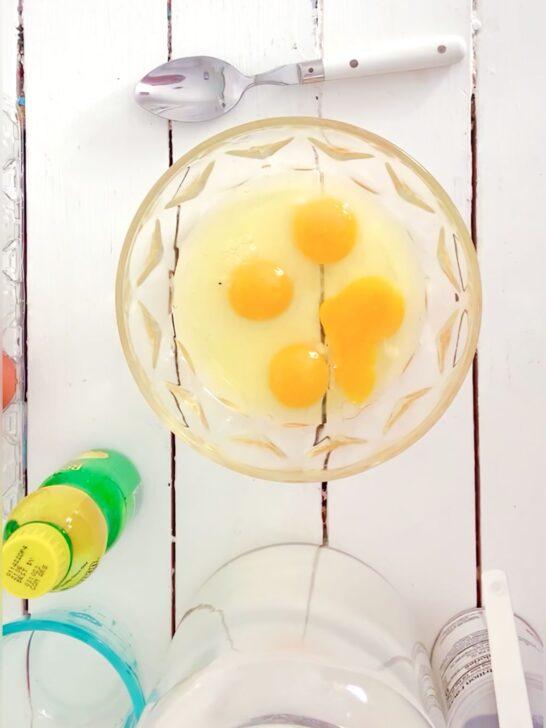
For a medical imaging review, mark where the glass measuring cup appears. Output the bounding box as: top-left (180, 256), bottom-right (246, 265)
top-left (2, 608), bottom-right (145, 727)
top-left (140, 544), bottom-right (445, 727)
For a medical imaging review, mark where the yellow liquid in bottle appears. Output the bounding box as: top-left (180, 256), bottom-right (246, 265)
top-left (4, 485), bottom-right (108, 596)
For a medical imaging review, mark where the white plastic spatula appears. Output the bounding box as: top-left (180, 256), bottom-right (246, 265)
top-left (483, 569), bottom-right (534, 728)
top-left (135, 34), bottom-right (466, 122)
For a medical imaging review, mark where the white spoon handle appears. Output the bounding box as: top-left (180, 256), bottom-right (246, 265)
top-left (321, 35), bottom-right (466, 81)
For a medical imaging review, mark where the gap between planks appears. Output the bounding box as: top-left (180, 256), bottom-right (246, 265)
top-left (167, 0), bottom-right (178, 637)
top-left (313, 0), bottom-right (328, 547)
top-left (17, 0), bottom-right (30, 619)
top-left (471, 0), bottom-right (482, 608)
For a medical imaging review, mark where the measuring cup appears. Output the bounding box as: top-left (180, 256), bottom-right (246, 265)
top-left (2, 608), bottom-right (145, 727)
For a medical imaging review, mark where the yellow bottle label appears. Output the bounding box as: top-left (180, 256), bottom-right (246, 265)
top-left (4, 485), bottom-right (108, 596)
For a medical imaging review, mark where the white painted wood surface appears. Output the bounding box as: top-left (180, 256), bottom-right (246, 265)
top-left (171, 0), bottom-right (477, 646)
top-left (3, 0), bottom-right (545, 714)
top-left (477, 0), bottom-right (546, 643)
top-left (21, 0), bottom-right (172, 693)
top-left (321, 0), bottom-right (477, 647)
top-left (170, 0), bottom-right (323, 620)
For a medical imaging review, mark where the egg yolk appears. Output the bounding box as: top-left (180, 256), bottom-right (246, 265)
top-left (320, 277), bottom-right (405, 403)
top-left (293, 197), bottom-right (357, 264)
top-left (229, 259), bottom-right (293, 320)
top-left (269, 344), bottom-right (328, 408)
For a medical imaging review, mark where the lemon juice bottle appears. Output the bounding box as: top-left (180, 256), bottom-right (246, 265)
top-left (2, 449), bottom-right (139, 598)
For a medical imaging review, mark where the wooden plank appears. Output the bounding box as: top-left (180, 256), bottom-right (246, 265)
top-left (170, 0), bottom-right (323, 616)
top-left (170, 0), bottom-right (321, 139)
top-left (23, 0), bottom-right (171, 692)
top-left (476, 1), bottom-right (546, 640)
top-left (2, 0), bottom-right (22, 626)
top-left (174, 451), bottom-right (323, 602)
top-left (321, 0), bottom-right (477, 647)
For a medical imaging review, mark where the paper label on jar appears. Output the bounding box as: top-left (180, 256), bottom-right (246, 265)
top-left (432, 609), bottom-right (543, 721)
top-left (435, 611), bottom-right (492, 711)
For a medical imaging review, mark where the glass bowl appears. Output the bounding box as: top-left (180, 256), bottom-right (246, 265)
top-left (116, 117), bottom-right (480, 482)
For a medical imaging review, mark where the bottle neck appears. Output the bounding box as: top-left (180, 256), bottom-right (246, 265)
top-left (40, 474), bottom-right (126, 549)
top-left (39, 450), bottom-right (139, 549)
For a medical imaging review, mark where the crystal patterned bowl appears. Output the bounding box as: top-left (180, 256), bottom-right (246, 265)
top-left (116, 118), bottom-right (481, 482)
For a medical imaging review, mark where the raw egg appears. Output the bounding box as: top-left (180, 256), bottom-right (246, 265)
top-left (229, 259), bottom-right (293, 320)
top-left (320, 276), bottom-right (405, 403)
top-left (333, 344), bottom-right (377, 403)
top-left (2, 352), bottom-right (17, 410)
top-left (173, 173), bottom-right (424, 422)
top-left (269, 343), bottom-right (328, 408)
top-left (293, 196), bottom-right (357, 264)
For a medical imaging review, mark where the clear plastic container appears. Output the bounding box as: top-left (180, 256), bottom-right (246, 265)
top-left (2, 608), bottom-right (145, 727)
top-left (140, 544), bottom-right (445, 727)
top-left (432, 608), bottom-right (543, 727)
top-left (2, 97), bottom-right (25, 516)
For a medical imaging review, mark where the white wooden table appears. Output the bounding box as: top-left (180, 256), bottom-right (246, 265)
top-left (3, 0), bottom-right (546, 701)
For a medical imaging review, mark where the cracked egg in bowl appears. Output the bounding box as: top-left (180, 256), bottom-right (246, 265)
top-left (117, 118), bottom-right (480, 482)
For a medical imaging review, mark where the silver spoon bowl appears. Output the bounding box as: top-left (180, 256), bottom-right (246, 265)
top-left (135, 56), bottom-right (255, 122)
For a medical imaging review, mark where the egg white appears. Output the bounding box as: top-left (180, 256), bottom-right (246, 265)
top-left (173, 173), bottom-right (425, 424)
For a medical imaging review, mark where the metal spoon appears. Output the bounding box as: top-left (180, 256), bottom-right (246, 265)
top-left (135, 35), bottom-right (466, 123)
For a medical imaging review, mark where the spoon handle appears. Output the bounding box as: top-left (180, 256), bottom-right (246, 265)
top-left (300, 35), bottom-right (466, 83)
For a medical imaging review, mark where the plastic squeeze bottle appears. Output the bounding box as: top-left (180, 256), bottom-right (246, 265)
top-left (2, 449), bottom-right (139, 598)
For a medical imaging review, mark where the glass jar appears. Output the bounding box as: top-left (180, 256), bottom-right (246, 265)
top-left (432, 608), bottom-right (543, 727)
top-left (141, 544), bottom-right (445, 727)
